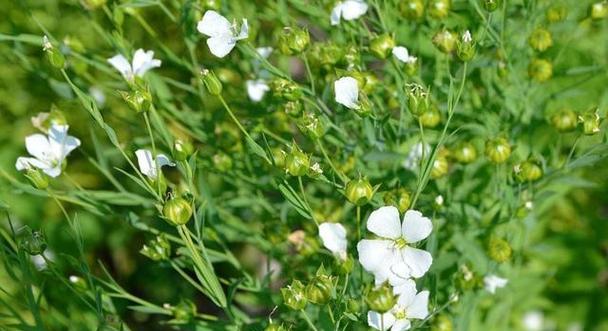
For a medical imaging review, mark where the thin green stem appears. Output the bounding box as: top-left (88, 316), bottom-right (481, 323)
top-left (300, 309), bottom-right (319, 331)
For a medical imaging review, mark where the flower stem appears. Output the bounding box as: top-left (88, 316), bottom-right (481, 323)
top-left (300, 309), bottom-right (319, 331)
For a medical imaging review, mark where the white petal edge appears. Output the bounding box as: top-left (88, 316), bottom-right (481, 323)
top-left (319, 222), bottom-right (348, 258)
top-left (334, 76), bottom-right (359, 109)
top-left (401, 246), bottom-right (432, 278)
top-left (368, 311), bottom-right (396, 331)
top-left (367, 206), bottom-right (402, 239)
top-left (401, 210), bottom-right (432, 243)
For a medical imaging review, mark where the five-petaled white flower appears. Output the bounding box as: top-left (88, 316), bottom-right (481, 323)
top-left (330, 0), bottom-right (369, 25)
top-left (368, 280), bottom-right (429, 331)
top-left (358, 206), bottom-right (433, 285)
top-left (246, 79), bottom-right (270, 102)
top-left (319, 222), bottom-right (347, 260)
top-left (108, 49), bottom-right (161, 82)
top-left (135, 149), bottom-right (175, 179)
top-left (334, 76), bottom-right (360, 109)
top-left (15, 124), bottom-right (81, 178)
top-left (483, 274), bottom-right (508, 294)
top-left (197, 10), bottom-right (248, 58)
top-left (392, 46), bottom-right (417, 65)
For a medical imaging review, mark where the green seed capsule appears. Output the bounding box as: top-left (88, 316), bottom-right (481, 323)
top-left (366, 283), bottom-right (396, 313)
top-left (213, 152), bottom-right (233, 172)
top-left (551, 109), bottom-right (578, 132)
top-left (400, 0), bottom-right (425, 19)
top-left (419, 105), bottom-right (442, 128)
top-left (345, 178), bottom-right (374, 206)
top-left (163, 197), bottom-right (193, 226)
top-left (200, 69), bottom-right (223, 96)
top-left (432, 30), bottom-right (457, 54)
top-left (265, 323), bottom-right (287, 331)
top-left (120, 89), bottom-right (152, 113)
top-left (24, 168), bottom-right (49, 190)
top-left (485, 137), bottom-right (511, 164)
top-left (18, 228), bottom-right (47, 256)
top-left (428, 0), bottom-right (451, 19)
top-left (579, 111), bottom-right (601, 135)
top-left (281, 280), bottom-right (307, 310)
top-left (482, 0), bottom-right (501, 12)
top-left (528, 58), bottom-right (553, 82)
top-left (201, 0), bottom-right (221, 10)
top-left (305, 274), bottom-right (334, 305)
top-left (173, 139), bottom-right (194, 162)
top-left (296, 111), bottom-right (326, 139)
top-left (42, 36), bottom-right (66, 69)
top-left (370, 34), bottom-right (396, 59)
top-left (285, 145), bottom-right (310, 176)
top-left (514, 161), bottom-right (543, 182)
top-left (591, 1), bottom-right (608, 19)
top-left (277, 27), bottom-right (310, 55)
top-left (487, 237), bottom-right (512, 263)
top-left (528, 28), bottom-right (553, 52)
top-left (546, 5), bottom-right (567, 22)
top-left (431, 154), bottom-right (449, 179)
top-left (453, 142), bottom-right (478, 164)
top-left (271, 78), bottom-right (302, 101)
top-left (431, 314), bottom-right (454, 331)
top-left (140, 234), bottom-right (171, 261)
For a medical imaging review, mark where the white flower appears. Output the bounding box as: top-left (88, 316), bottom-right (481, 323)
top-left (319, 222), bottom-right (347, 260)
top-left (523, 311), bottom-right (544, 331)
top-left (15, 124), bottom-right (81, 178)
top-left (197, 10), bottom-right (248, 58)
top-left (330, 0), bottom-right (369, 25)
top-left (483, 274), bottom-right (508, 294)
top-left (135, 149), bottom-right (175, 179)
top-left (357, 206), bottom-right (433, 285)
top-left (246, 79), bottom-right (270, 102)
top-left (392, 46), bottom-right (417, 65)
top-left (368, 280), bottom-right (429, 331)
top-left (403, 143), bottom-right (431, 171)
top-left (334, 76), bottom-right (359, 109)
top-left (108, 49), bottom-right (161, 82)
top-left (462, 30), bottom-right (472, 43)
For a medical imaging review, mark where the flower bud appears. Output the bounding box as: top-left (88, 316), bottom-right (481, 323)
top-left (528, 28), bottom-right (553, 52)
top-left (346, 297), bottom-right (361, 313)
top-left (277, 27), bottom-right (310, 55)
top-left (200, 69), bottom-right (223, 96)
top-left (528, 58), bottom-right (553, 82)
top-left (337, 255), bottom-right (354, 274)
top-left (24, 168), bottom-right (49, 190)
top-left (485, 137), bottom-right (511, 164)
top-left (407, 84), bottom-right (431, 116)
top-left (69, 275), bottom-right (89, 292)
top-left (170, 300), bottom-right (197, 324)
top-left (514, 160), bottom-right (543, 182)
top-left (482, 0), bottom-right (501, 12)
top-left (271, 79), bottom-right (302, 101)
top-left (296, 111), bottom-right (326, 139)
top-left (213, 152), bottom-right (233, 172)
top-left (452, 142), bottom-right (477, 164)
top-left (305, 274), bottom-right (334, 305)
top-left (546, 5), bottom-right (567, 22)
top-left (431, 314), bottom-right (454, 331)
top-left (345, 177), bottom-right (374, 206)
top-left (384, 188), bottom-right (412, 213)
top-left (400, 0), bottom-right (425, 20)
top-left (432, 30), bottom-right (457, 54)
top-left (80, 0), bottom-right (107, 10)
top-left (591, 1), bottom-right (608, 19)
top-left (428, 0), bottom-right (451, 19)
top-left (280, 100), bottom-right (303, 118)
top-left (265, 323), bottom-right (287, 331)
top-left (281, 280), bottom-right (307, 310)
top-left (366, 283), bottom-right (396, 313)
top-left (140, 234), bottom-right (171, 261)
top-left (120, 89), bottom-right (152, 113)
top-left (419, 104), bottom-right (442, 128)
top-left (579, 111), bottom-right (601, 135)
top-left (173, 139), bottom-right (194, 162)
top-left (487, 237), bottom-right (512, 263)
top-left (201, 0), bottom-right (221, 10)
top-left (370, 34), bottom-right (396, 59)
top-left (431, 153), bottom-right (449, 179)
top-left (309, 42), bottom-right (344, 67)
top-left (550, 109), bottom-right (578, 132)
top-left (285, 144), bottom-right (310, 176)
top-left (271, 148), bottom-right (287, 168)
top-left (18, 228), bottom-right (47, 255)
top-left (163, 197), bottom-right (193, 226)
top-left (42, 36), bottom-right (65, 69)
top-left (456, 31), bottom-right (475, 62)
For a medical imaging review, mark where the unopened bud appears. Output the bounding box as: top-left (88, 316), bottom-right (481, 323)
top-left (551, 109), bottom-right (578, 132)
top-left (370, 34), bottom-right (396, 59)
top-left (200, 69), bottom-right (223, 96)
top-left (201, 0), bottom-right (221, 10)
top-left (400, 0), bottom-right (425, 20)
top-left (528, 58), bottom-right (553, 82)
top-left (18, 227), bottom-right (47, 255)
top-left (546, 5), bottom-right (567, 22)
top-left (163, 197), bottom-right (193, 226)
top-left (120, 89), bottom-right (152, 113)
top-left (428, 0), bottom-right (451, 19)
top-left (345, 177), bottom-right (374, 206)
top-left (482, 0), bottom-right (501, 12)
top-left (265, 323), bottom-right (287, 331)
top-left (42, 36), bottom-right (65, 69)
top-left (213, 152), bottom-right (233, 172)
top-left (305, 273), bottom-right (334, 305)
top-left (366, 283), bottom-right (396, 313)
top-left (452, 142), bottom-right (477, 164)
top-left (528, 28), bottom-right (553, 52)
top-left (80, 0), bottom-right (107, 10)
top-left (281, 280), bottom-right (307, 310)
top-left (485, 137), bottom-right (511, 164)
top-left (285, 144), bottom-right (310, 176)
top-left (171, 300), bottom-right (197, 324)
top-left (277, 27), bottom-right (310, 55)
top-left (514, 160), bottom-right (543, 182)
top-left (432, 30), bottom-right (457, 53)
top-left (384, 188), bottom-right (412, 213)
top-left (456, 31), bottom-right (475, 62)
top-left (487, 237), bottom-right (512, 263)
top-left (173, 139), bottom-right (194, 162)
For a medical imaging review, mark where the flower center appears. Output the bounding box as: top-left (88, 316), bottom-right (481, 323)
top-left (394, 237), bottom-right (408, 249)
top-left (394, 307), bottom-right (407, 320)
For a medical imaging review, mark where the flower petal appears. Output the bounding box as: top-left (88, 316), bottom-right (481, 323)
top-left (197, 10), bottom-right (232, 38)
top-left (237, 19), bottom-right (249, 40)
top-left (393, 278), bottom-right (416, 298)
top-left (367, 206), bottom-right (402, 239)
top-left (319, 222), bottom-right (347, 258)
top-left (330, 3), bottom-right (343, 25)
top-left (207, 35), bottom-right (237, 58)
top-left (483, 275), bottom-right (508, 294)
top-left (334, 76), bottom-right (359, 109)
top-left (391, 319), bottom-right (411, 331)
top-left (135, 149), bottom-right (156, 178)
top-left (155, 154), bottom-right (175, 169)
top-left (16, 157), bottom-right (50, 172)
top-left (246, 79), bottom-right (270, 102)
top-left (340, 0), bottom-right (368, 21)
top-left (406, 290), bottom-right (429, 320)
top-left (401, 246), bottom-right (432, 278)
top-left (132, 49), bottom-right (161, 77)
top-left (107, 54), bottom-right (132, 79)
top-left (401, 210), bottom-right (432, 243)
top-left (392, 46), bottom-right (417, 64)
top-left (368, 311), bottom-right (396, 331)
top-left (25, 134), bottom-right (51, 160)
top-left (357, 239), bottom-right (394, 275)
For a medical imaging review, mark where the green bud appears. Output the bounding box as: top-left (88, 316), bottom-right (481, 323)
top-left (140, 234), bottom-right (171, 261)
top-left (431, 314), bottom-right (454, 331)
top-left (173, 139), bottom-right (194, 162)
top-left (163, 197), bottom-right (193, 226)
top-left (213, 152), bottom-right (233, 172)
top-left (366, 283), bottom-right (396, 313)
top-left (296, 111), bottom-right (326, 139)
top-left (428, 0), bottom-right (451, 19)
top-left (432, 30), bottom-right (457, 54)
top-left (277, 27), bottom-right (310, 55)
top-left (24, 168), bottom-right (49, 190)
top-left (170, 300), bottom-right (197, 324)
top-left (528, 28), bottom-right (553, 52)
top-left (337, 255), bottom-right (354, 274)
top-left (69, 275), bottom-right (89, 292)
top-left (528, 58), bottom-right (553, 82)
top-left (305, 274), bottom-right (334, 305)
top-left (456, 31), bottom-right (475, 62)
top-left (550, 109), bottom-right (578, 132)
top-left (271, 79), bottom-right (302, 101)
top-left (345, 177), bottom-right (374, 205)
top-left (309, 42), bottom-right (344, 67)
top-left (200, 69), bottom-right (223, 96)
top-left (370, 34), bottom-right (396, 59)
top-left (485, 137), bottom-right (511, 164)
top-left (487, 237), bottom-right (512, 263)
top-left (346, 297), bottom-right (361, 313)
top-left (120, 89), bottom-right (152, 113)
top-left (419, 104), bottom-right (442, 128)
top-left (400, 0), bottom-right (425, 20)
top-left (546, 5), bottom-right (567, 22)
top-left (482, 0), bottom-right (501, 12)
top-left (514, 160), bottom-right (543, 182)
top-left (431, 153), bottom-right (449, 179)
top-left (407, 84), bottom-right (431, 116)
top-left (591, 1), bottom-right (608, 19)
top-left (80, 0), bottom-right (106, 10)
top-left (281, 100), bottom-right (304, 118)
top-left (579, 110), bottom-right (601, 135)
top-left (201, 0), bottom-right (221, 10)
top-left (271, 148), bottom-right (287, 168)
top-left (384, 188), bottom-right (412, 213)
top-left (18, 227), bottom-right (47, 255)
top-left (265, 323), bottom-right (287, 331)
top-left (285, 144), bottom-right (310, 176)
top-left (452, 142), bottom-right (478, 164)
top-left (281, 280), bottom-right (307, 310)
top-left (42, 36), bottom-right (66, 69)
